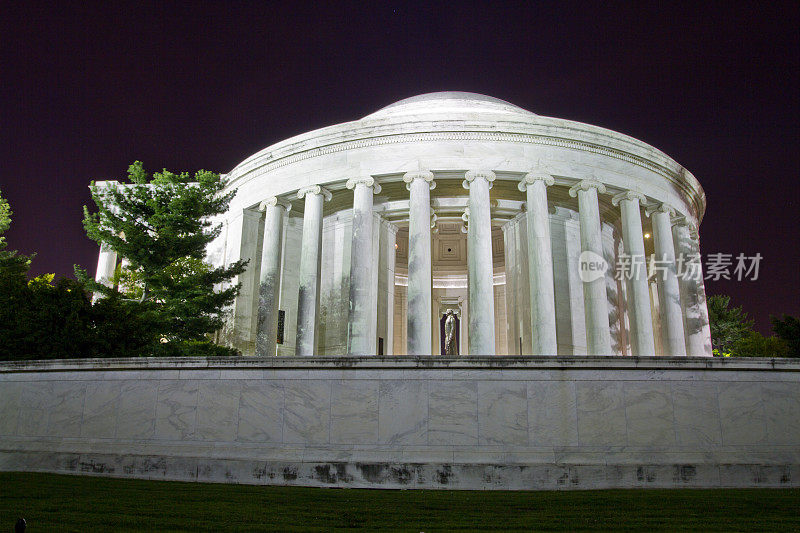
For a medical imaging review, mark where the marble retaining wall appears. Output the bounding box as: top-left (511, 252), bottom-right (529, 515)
top-left (1, 357), bottom-right (798, 490)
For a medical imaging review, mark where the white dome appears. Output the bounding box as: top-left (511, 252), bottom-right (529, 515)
top-left (363, 91), bottom-right (536, 119)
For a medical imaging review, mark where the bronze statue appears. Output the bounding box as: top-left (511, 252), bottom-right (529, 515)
top-left (444, 309), bottom-right (458, 355)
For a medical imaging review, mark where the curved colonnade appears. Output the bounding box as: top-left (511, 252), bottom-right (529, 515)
top-left (95, 93), bottom-right (713, 357)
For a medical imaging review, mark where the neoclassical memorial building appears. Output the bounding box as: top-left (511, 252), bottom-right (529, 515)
top-left (3, 92), bottom-right (797, 491)
top-left (169, 91), bottom-right (712, 357)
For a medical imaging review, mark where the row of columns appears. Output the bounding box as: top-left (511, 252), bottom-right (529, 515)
top-left (252, 170), bottom-right (514, 356)
top-left (231, 174), bottom-right (706, 357)
top-left (91, 173), bottom-right (706, 356)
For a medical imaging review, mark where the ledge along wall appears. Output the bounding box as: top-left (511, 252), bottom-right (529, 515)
top-left (1, 357), bottom-right (798, 490)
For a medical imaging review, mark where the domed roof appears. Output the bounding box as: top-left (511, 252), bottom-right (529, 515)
top-left (363, 91), bottom-right (535, 119)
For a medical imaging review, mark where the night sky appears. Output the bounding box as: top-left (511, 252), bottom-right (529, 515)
top-left (2, 2), bottom-right (798, 333)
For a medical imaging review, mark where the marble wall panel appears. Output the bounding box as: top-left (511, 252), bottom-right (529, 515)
top-left (237, 380), bottom-right (284, 443)
top-left (2, 359), bottom-right (799, 490)
top-left (0, 381), bottom-right (22, 435)
top-left (576, 381), bottom-right (627, 446)
top-left (718, 382), bottom-right (767, 446)
top-left (196, 380), bottom-right (241, 442)
top-left (330, 380), bottom-right (379, 444)
top-left (154, 380), bottom-right (198, 441)
top-left (81, 381), bottom-right (120, 439)
top-left (623, 381), bottom-right (675, 446)
top-left (428, 381), bottom-right (478, 445)
top-left (671, 381), bottom-right (721, 446)
top-left (115, 381), bottom-right (158, 440)
top-left (478, 381), bottom-right (527, 446)
top-left (17, 382), bottom-right (53, 437)
top-left (528, 380), bottom-right (579, 446)
top-left (762, 382), bottom-right (800, 446)
top-left (378, 380), bottom-right (428, 445)
top-left (283, 380), bottom-right (331, 444)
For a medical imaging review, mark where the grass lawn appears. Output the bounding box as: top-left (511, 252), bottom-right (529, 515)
top-left (1, 472), bottom-right (798, 531)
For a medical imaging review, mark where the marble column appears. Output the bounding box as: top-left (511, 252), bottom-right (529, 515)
top-left (91, 181), bottom-right (121, 301)
top-left (92, 244), bottom-right (118, 301)
top-left (647, 203), bottom-right (687, 356)
top-left (402, 171), bottom-right (435, 355)
top-left (518, 173), bottom-right (557, 355)
top-left (463, 170), bottom-right (496, 355)
top-left (255, 197), bottom-right (291, 357)
top-left (295, 185), bottom-right (332, 356)
top-left (569, 179), bottom-right (612, 355)
top-left (672, 218), bottom-right (713, 356)
top-left (378, 220), bottom-right (398, 355)
top-left (346, 176), bottom-right (381, 355)
top-left (612, 191), bottom-right (655, 356)
top-left (232, 208), bottom-right (264, 354)
top-left (501, 217), bottom-right (520, 354)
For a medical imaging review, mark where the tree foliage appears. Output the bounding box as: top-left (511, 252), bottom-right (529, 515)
top-left (79, 161), bottom-right (246, 356)
top-left (730, 330), bottom-right (789, 358)
top-left (0, 188), bottom-right (32, 304)
top-left (0, 188), bottom-right (11, 245)
top-left (771, 315), bottom-right (800, 358)
top-left (707, 294), bottom-right (754, 354)
top-left (0, 274), bottom-right (157, 360)
top-left (707, 294), bottom-right (795, 358)
top-left (0, 190), bottom-right (156, 360)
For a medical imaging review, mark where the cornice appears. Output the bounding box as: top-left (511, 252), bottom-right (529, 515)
top-left (226, 130), bottom-right (705, 217)
top-left (2, 355), bottom-right (797, 373)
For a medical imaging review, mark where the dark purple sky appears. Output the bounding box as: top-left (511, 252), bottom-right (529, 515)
top-left (1, 2), bottom-right (798, 333)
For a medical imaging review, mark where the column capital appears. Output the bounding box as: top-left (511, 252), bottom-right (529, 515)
top-left (463, 170), bottom-right (496, 190)
top-left (430, 208), bottom-right (438, 229)
top-left (258, 196), bottom-right (292, 213)
top-left (671, 215), bottom-right (699, 235)
top-left (645, 202), bottom-right (675, 218)
top-left (670, 213), bottom-right (687, 227)
top-left (611, 190), bottom-right (647, 206)
top-left (297, 185), bottom-right (332, 201)
top-left (403, 171), bottom-right (436, 191)
top-left (383, 219), bottom-right (400, 236)
top-left (460, 208), bottom-right (469, 233)
top-left (568, 179), bottom-right (606, 197)
top-left (346, 176), bottom-right (382, 194)
top-left (518, 172), bottom-right (554, 192)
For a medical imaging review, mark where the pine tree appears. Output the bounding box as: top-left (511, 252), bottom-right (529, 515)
top-left (707, 294), bottom-right (754, 355)
top-left (79, 161), bottom-right (247, 356)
